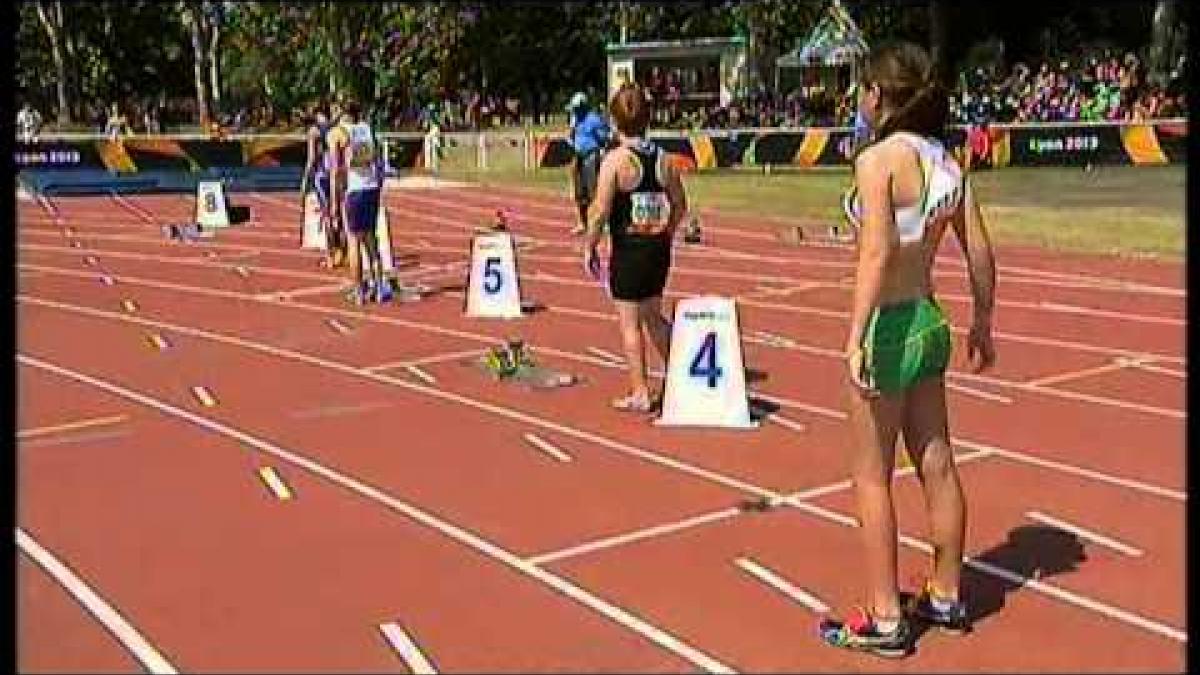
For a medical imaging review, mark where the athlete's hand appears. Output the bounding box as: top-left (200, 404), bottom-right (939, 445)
top-left (844, 347), bottom-right (879, 398)
top-left (966, 321), bottom-right (996, 373)
top-left (582, 244), bottom-right (601, 280)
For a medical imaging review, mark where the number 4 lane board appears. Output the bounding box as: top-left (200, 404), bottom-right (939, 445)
top-left (463, 231), bottom-right (523, 319)
top-left (656, 295), bottom-right (757, 428)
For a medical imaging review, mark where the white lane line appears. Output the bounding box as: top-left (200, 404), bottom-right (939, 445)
top-left (18, 414), bottom-right (128, 439)
top-left (21, 428), bottom-right (133, 449)
top-left (378, 622), bottom-right (437, 674)
top-left (403, 364), bottom-right (438, 386)
top-left (734, 557), bottom-right (830, 614)
top-left (1130, 362), bottom-right (1186, 378)
top-left (785, 448), bottom-right (997, 503)
top-left (16, 528), bottom-right (180, 674)
top-left (527, 449), bottom-right (997, 566)
top-left (951, 438), bottom-right (1185, 502)
top-left (1037, 300), bottom-right (1185, 327)
top-left (766, 414), bottom-right (807, 434)
top-left (528, 508), bottom-right (741, 566)
top-left (255, 282), bottom-right (348, 302)
top-left (26, 226), bottom-right (1185, 371)
top-left (523, 432), bottom-right (573, 463)
top-left (365, 349), bottom-right (487, 372)
top-left (743, 332), bottom-right (797, 349)
top-left (786, 500), bottom-right (1187, 644)
top-left (954, 369), bottom-right (1184, 419)
top-left (20, 287), bottom-right (1184, 505)
top-left (586, 346), bottom-right (626, 365)
top-left (19, 355), bottom-right (735, 674)
top-left (191, 385), bottom-right (217, 407)
top-left (946, 381), bottom-right (1014, 404)
top-left (1025, 359), bottom-right (1140, 388)
top-left (1025, 510), bottom-right (1143, 557)
top-left (497, 268), bottom-right (1187, 416)
top-left (257, 466), bottom-right (295, 501)
top-left (288, 401), bottom-right (392, 420)
top-left (54, 219), bottom-right (1180, 634)
top-left (327, 318), bottom-right (353, 335)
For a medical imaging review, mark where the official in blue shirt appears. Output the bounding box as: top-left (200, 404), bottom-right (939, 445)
top-left (566, 92), bottom-right (611, 235)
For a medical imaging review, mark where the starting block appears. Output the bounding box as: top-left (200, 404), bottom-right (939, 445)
top-left (656, 295), bottom-right (757, 429)
top-left (464, 231), bottom-right (523, 318)
top-left (301, 191), bottom-right (326, 250)
top-left (470, 338), bottom-right (577, 389)
top-left (195, 179), bottom-right (230, 229)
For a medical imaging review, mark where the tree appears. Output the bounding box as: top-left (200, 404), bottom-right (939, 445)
top-left (1148, 0), bottom-right (1181, 88)
top-left (33, 1), bottom-right (71, 124)
top-left (929, 0), bottom-right (948, 81)
top-left (179, 0), bottom-right (224, 125)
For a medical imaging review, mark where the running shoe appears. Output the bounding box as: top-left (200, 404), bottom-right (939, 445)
top-left (819, 607), bottom-right (912, 659)
top-left (909, 582), bottom-right (971, 634)
top-left (375, 277), bottom-right (394, 303)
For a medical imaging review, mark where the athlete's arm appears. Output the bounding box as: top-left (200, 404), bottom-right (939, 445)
top-left (585, 152), bottom-right (618, 247)
top-left (845, 145), bottom-right (899, 357)
top-left (660, 151), bottom-right (687, 238)
top-left (950, 177), bottom-right (997, 371)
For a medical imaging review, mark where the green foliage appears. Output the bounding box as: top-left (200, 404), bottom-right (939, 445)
top-left (14, 1), bottom-right (1178, 129)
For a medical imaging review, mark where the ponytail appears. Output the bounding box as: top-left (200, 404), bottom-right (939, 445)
top-left (860, 42), bottom-right (951, 145)
top-left (875, 79), bottom-right (950, 143)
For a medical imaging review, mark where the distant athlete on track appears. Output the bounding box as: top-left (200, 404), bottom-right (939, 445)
top-left (820, 41), bottom-right (997, 658)
top-left (299, 102), bottom-right (345, 268)
top-left (566, 92), bottom-right (612, 236)
top-left (581, 84), bottom-right (686, 413)
top-left (329, 97), bottom-right (391, 305)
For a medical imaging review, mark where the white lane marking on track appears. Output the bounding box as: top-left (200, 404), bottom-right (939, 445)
top-left (523, 432), bottom-right (573, 463)
top-left (16, 528), bottom-right (180, 673)
top-left (1025, 510), bottom-right (1143, 557)
top-left (19, 268), bottom-right (1185, 494)
top-left (378, 622), bottom-right (437, 674)
top-left (403, 364), bottom-right (438, 386)
top-left (734, 557), bottom-right (830, 615)
top-left (21, 296), bottom-right (1188, 643)
top-left (19, 354), bottom-right (736, 674)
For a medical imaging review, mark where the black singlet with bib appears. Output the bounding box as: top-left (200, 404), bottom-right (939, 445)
top-left (608, 140), bottom-right (672, 302)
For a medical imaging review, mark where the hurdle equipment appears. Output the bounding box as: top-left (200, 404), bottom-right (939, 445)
top-left (194, 179), bottom-right (230, 229)
top-left (464, 231), bottom-right (523, 318)
top-left (656, 295), bottom-right (757, 428)
top-left (300, 191), bottom-right (326, 250)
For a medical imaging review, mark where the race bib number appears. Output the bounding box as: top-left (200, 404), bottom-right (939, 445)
top-left (348, 126), bottom-right (376, 168)
top-left (629, 191), bottom-right (670, 235)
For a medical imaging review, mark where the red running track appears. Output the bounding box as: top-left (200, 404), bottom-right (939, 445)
top-left (16, 182), bottom-right (1185, 672)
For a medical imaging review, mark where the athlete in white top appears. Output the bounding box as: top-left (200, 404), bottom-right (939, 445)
top-left (818, 41), bottom-right (997, 659)
top-left (329, 99), bottom-right (390, 304)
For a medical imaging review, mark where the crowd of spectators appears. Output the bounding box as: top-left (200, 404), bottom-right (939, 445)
top-left (950, 50), bottom-right (1187, 125)
top-left (18, 49), bottom-right (1187, 137)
